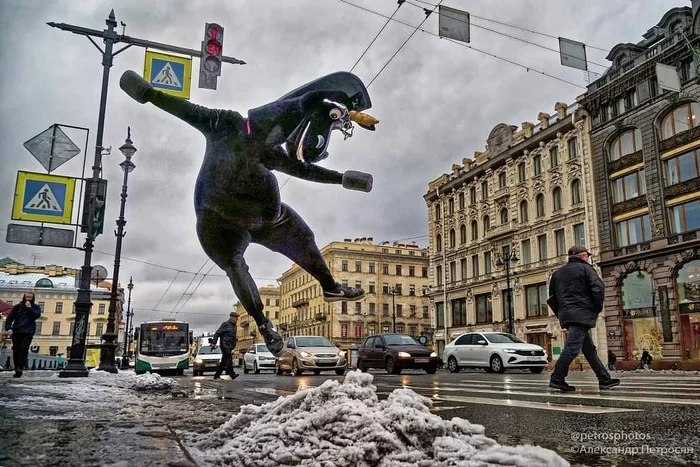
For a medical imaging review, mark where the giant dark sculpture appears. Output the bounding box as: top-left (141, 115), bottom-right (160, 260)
top-left (119, 70), bottom-right (378, 355)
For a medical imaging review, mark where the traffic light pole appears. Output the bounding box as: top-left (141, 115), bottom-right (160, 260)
top-left (52, 10), bottom-right (245, 377)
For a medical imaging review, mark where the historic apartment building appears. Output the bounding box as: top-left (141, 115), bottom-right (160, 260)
top-left (277, 238), bottom-right (433, 349)
top-left (0, 261), bottom-right (119, 357)
top-left (234, 285), bottom-right (281, 356)
top-left (424, 102), bottom-right (606, 362)
top-left (578, 5), bottom-right (700, 366)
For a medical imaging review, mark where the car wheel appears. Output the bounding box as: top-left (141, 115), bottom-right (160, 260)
top-left (176, 369), bottom-right (184, 376)
top-left (254, 361), bottom-right (260, 374)
top-left (385, 357), bottom-right (401, 375)
top-left (292, 358), bottom-right (303, 376)
top-left (357, 359), bottom-right (368, 372)
top-left (276, 362), bottom-right (283, 376)
top-left (490, 355), bottom-right (505, 374)
top-left (529, 367), bottom-right (544, 374)
top-left (447, 356), bottom-right (460, 373)
top-left (335, 368), bottom-right (346, 376)
top-left (425, 365), bottom-right (437, 374)
top-left (243, 362), bottom-right (250, 374)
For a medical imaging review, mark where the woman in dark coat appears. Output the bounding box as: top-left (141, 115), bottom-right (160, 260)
top-left (4, 291), bottom-right (42, 377)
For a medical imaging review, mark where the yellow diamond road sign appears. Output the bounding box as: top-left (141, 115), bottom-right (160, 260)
top-left (12, 171), bottom-right (76, 224)
top-left (144, 50), bottom-right (192, 99)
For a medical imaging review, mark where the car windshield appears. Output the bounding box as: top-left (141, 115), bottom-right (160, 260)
top-left (197, 345), bottom-right (221, 354)
top-left (295, 337), bottom-right (334, 347)
top-left (485, 333), bottom-right (526, 344)
top-left (384, 334), bottom-right (420, 346)
top-left (256, 344), bottom-right (270, 353)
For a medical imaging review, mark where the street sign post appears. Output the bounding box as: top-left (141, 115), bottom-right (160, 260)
top-left (144, 50), bottom-right (192, 99)
top-left (6, 223), bottom-right (75, 248)
top-left (11, 171), bottom-right (76, 224)
top-left (23, 124), bottom-right (81, 173)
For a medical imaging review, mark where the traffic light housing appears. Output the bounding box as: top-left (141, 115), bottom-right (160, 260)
top-left (199, 23), bottom-right (224, 90)
top-left (81, 178), bottom-right (108, 238)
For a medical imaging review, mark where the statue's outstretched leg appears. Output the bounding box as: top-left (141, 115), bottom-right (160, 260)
top-left (196, 210), bottom-right (284, 355)
top-left (252, 204), bottom-right (365, 302)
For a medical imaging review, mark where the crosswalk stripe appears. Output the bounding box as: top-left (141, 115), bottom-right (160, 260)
top-left (458, 378), bottom-right (700, 390)
top-left (433, 381), bottom-right (700, 396)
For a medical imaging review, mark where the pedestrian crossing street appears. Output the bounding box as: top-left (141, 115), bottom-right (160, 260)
top-left (369, 373), bottom-right (700, 414)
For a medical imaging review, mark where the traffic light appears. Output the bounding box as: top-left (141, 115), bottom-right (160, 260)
top-left (199, 23), bottom-right (224, 90)
top-left (81, 179), bottom-right (108, 238)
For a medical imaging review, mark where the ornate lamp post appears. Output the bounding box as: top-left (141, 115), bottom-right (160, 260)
top-left (121, 277), bottom-right (133, 368)
top-left (495, 246), bottom-right (519, 335)
top-left (98, 128), bottom-right (136, 372)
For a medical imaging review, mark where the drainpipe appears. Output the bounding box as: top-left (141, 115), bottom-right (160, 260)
top-left (436, 186), bottom-right (449, 346)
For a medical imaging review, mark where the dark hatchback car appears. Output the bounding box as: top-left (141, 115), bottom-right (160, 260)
top-left (358, 334), bottom-right (438, 374)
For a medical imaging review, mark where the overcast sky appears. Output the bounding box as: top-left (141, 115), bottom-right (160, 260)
top-left (0, 0), bottom-right (680, 334)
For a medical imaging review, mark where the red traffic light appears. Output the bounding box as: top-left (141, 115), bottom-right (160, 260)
top-left (206, 40), bottom-right (222, 56)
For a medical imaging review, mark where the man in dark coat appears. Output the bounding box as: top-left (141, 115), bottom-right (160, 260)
top-left (4, 291), bottom-right (42, 378)
top-left (211, 311), bottom-right (239, 380)
top-left (548, 246), bottom-right (620, 391)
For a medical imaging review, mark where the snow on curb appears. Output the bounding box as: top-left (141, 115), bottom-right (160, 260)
top-left (88, 368), bottom-right (179, 391)
top-left (617, 369), bottom-right (700, 374)
top-left (189, 370), bottom-right (568, 467)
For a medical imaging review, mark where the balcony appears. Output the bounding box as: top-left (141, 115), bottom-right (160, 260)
top-left (486, 221), bottom-right (517, 240)
top-left (493, 186), bottom-right (510, 201)
top-left (292, 298), bottom-right (309, 308)
top-left (315, 313), bottom-right (327, 322)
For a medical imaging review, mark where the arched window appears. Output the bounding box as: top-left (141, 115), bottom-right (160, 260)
top-left (35, 278), bottom-right (53, 288)
top-left (449, 229), bottom-right (456, 248)
top-left (500, 208), bottom-right (509, 224)
top-left (536, 194), bottom-right (545, 217)
top-left (660, 102), bottom-right (700, 140)
top-left (519, 200), bottom-right (529, 222)
top-left (483, 216), bottom-right (490, 235)
top-left (435, 204), bottom-right (441, 221)
top-left (552, 187), bottom-right (563, 211)
top-left (571, 179), bottom-right (582, 205)
top-left (609, 129), bottom-right (642, 161)
top-left (436, 234), bottom-right (442, 253)
top-left (460, 224), bottom-right (467, 244)
top-left (471, 220), bottom-right (478, 241)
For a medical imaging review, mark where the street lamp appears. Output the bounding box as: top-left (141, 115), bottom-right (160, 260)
top-left (98, 127), bottom-right (136, 373)
top-left (495, 245), bottom-right (519, 335)
top-left (388, 286), bottom-right (398, 333)
top-left (121, 277), bottom-right (133, 369)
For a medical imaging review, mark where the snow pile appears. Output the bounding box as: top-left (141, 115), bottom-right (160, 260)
top-left (88, 368), bottom-right (179, 391)
top-left (189, 370), bottom-right (568, 467)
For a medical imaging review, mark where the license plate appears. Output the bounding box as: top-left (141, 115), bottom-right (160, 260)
top-left (526, 356), bottom-right (540, 361)
top-left (320, 359), bottom-right (336, 364)
top-left (414, 358), bottom-right (429, 363)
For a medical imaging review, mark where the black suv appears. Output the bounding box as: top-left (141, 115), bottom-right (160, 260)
top-left (357, 334), bottom-right (438, 374)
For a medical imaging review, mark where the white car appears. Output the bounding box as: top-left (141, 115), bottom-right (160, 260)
top-left (443, 332), bottom-right (548, 374)
top-left (243, 343), bottom-right (276, 374)
top-left (192, 344), bottom-right (222, 376)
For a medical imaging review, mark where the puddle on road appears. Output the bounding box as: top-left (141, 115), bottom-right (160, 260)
top-left (191, 382), bottom-right (238, 400)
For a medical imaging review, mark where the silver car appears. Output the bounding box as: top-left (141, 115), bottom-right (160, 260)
top-left (243, 343), bottom-right (276, 374)
top-left (276, 336), bottom-right (347, 376)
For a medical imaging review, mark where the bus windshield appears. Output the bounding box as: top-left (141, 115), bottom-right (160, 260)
top-left (139, 322), bottom-right (189, 355)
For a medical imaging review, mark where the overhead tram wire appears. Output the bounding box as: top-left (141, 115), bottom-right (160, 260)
top-left (173, 262), bottom-right (218, 317)
top-left (350, 0), bottom-right (406, 73)
top-left (152, 270), bottom-right (181, 311)
top-left (338, 0), bottom-right (586, 89)
top-left (410, 0), bottom-right (610, 52)
top-left (403, 1), bottom-right (610, 70)
top-left (168, 259), bottom-right (210, 317)
top-left (367, 0), bottom-right (444, 88)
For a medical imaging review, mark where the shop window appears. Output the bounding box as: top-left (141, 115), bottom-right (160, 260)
top-left (677, 260), bottom-right (700, 359)
top-left (621, 271), bottom-right (664, 360)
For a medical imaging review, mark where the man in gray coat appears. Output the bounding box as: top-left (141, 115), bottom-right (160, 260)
top-left (548, 245), bottom-right (620, 392)
top-left (211, 311), bottom-right (239, 380)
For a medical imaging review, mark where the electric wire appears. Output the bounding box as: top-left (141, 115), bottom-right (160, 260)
top-left (152, 270), bottom-right (180, 311)
top-left (367, 0), bottom-right (443, 88)
top-left (350, 1), bottom-right (405, 73)
top-left (173, 262), bottom-right (218, 317)
top-left (168, 259), bottom-right (209, 316)
top-left (403, 1), bottom-right (609, 70)
top-left (339, 0), bottom-right (586, 89)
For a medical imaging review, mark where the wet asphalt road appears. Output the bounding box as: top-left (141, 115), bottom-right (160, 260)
top-left (179, 367), bottom-right (700, 467)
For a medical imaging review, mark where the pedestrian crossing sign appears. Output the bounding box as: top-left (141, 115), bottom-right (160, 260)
top-left (144, 50), bottom-right (192, 99)
top-left (12, 171), bottom-right (76, 224)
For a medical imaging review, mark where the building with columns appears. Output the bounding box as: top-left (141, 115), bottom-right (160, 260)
top-left (424, 102), bottom-right (607, 363)
top-left (234, 285), bottom-right (281, 357)
top-left (578, 5), bottom-right (700, 367)
top-left (277, 238), bottom-right (433, 349)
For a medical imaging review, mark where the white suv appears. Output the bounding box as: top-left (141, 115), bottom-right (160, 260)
top-left (443, 332), bottom-right (548, 374)
top-left (243, 343), bottom-right (276, 374)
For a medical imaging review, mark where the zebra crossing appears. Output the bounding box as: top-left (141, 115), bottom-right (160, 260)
top-left (371, 373), bottom-right (700, 414)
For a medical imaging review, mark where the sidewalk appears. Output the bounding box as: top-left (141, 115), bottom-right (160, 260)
top-left (0, 370), bottom-right (239, 467)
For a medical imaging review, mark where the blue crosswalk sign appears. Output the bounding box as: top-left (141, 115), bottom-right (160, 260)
top-left (144, 51), bottom-right (192, 99)
top-left (12, 171), bottom-right (76, 224)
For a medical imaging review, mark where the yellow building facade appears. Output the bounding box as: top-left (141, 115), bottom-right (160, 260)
top-left (234, 285), bottom-right (281, 356)
top-left (278, 238), bottom-right (433, 348)
top-left (0, 262), bottom-right (122, 357)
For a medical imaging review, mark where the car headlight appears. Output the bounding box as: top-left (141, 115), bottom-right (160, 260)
top-left (195, 358), bottom-right (203, 364)
top-left (337, 350), bottom-right (346, 357)
top-left (398, 352), bottom-right (411, 358)
top-left (299, 351), bottom-right (310, 357)
top-left (503, 349), bottom-right (517, 353)
top-left (430, 352), bottom-right (437, 358)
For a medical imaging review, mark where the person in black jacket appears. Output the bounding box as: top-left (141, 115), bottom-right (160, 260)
top-left (548, 246), bottom-right (620, 392)
top-left (119, 70), bottom-right (377, 358)
top-left (211, 312), bottom-right (239, 380)
top-left (4, 291), bottom-right (42, 378)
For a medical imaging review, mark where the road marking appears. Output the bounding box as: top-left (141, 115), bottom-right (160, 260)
top-left (248, 387), bottom-right (295, 397)
top-left (441, 380), bottom-right (700, 396)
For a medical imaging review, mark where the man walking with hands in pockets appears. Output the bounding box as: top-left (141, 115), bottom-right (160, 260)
top-left (210, 311), bottom-right (239, 381)
top-left (547, 246), bottom-right (620, 392)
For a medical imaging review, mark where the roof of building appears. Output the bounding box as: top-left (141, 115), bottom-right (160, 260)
top-left (0, 272), bottom-right (107, 292)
